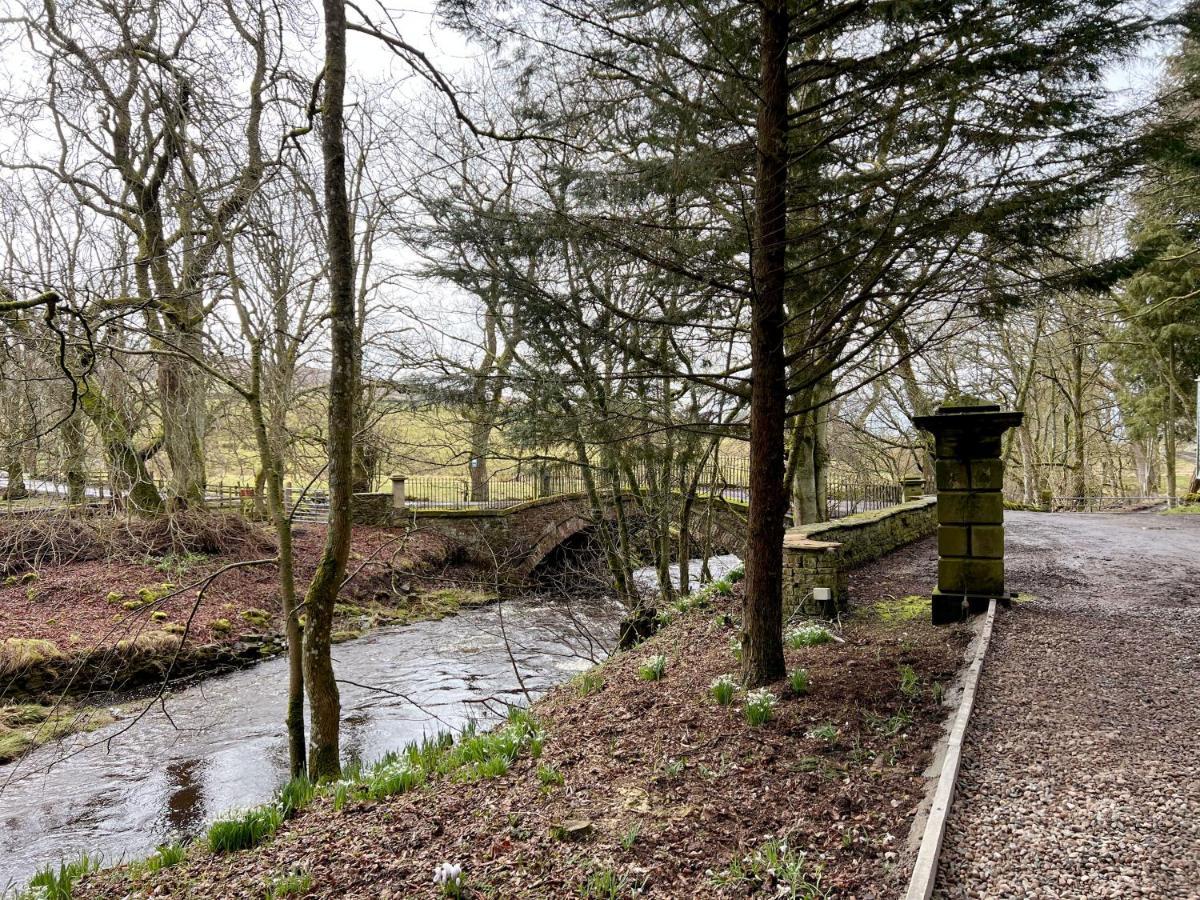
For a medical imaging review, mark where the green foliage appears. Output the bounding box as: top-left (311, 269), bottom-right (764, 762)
top-left (788, 668), bottom-right (810, 695)
top-left (264, 869), bottom-right (313, 898)
top-left (710, 673), bottom-right (737, 706)
top-left (580, 866), bottom-right (640, 899)
top-left (573, 669), bottom-right (603, 697)
top-left (865, 710), bottom-right (912, 737)
top-left (141, 842), bottom-right (186, 875)
top-left (1163, 503), bottom-right (1200, 515)
top-left (151, 551), bottom-right (206, 578)
top-left (332, 708), bottom-right (544, 811)
top-left (619, 823), bottom-right (640, 850)
top-left (537, 764), bottom-right (564, 787)
top-left (21, 853), bottom-right (101, 899)
top-left (661, 756), bottom-right (684, 778)
top-left (207, 805), bottom-right (283, 853)
top-left (277, 775), bottom-right (317, 819)
top-left (744, 689), bottom-right (776, 726)
top-left (712, 838), bottom-right (828, 898)
top-left (728, 634), bottom-right (743, 663)
top-left (898, 665), bottom-right (920, 698)
top-left (210, 618), bottom-right (233, 633)
top-left (637, 653), bottom-right (666, 681)
top-left (786, 624), bottom-right (832, 649)
top-left (807, 724), bottom-right (839, 743)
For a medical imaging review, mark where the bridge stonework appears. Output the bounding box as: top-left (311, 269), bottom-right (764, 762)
top-left (350, 491), bottom-right (748, 582)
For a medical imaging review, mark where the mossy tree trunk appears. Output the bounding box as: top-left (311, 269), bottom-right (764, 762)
top-left (303, 0), bottom-right (356, 780)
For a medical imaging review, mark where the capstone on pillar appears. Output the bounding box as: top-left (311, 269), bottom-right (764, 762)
top-left (911, 403), bottom-right (1024, 625)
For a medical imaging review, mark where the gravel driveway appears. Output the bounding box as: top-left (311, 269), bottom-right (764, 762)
top-left (934, 510), bottom-right (1200, 900)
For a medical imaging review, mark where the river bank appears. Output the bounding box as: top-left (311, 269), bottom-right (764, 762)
top-left (66, 538), bottom-right (970, 899)
top-left (0, 514), bottom-right (492, 762)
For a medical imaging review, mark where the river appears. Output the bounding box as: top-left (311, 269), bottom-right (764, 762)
top-left (0, 555), bottom-right (739, 890)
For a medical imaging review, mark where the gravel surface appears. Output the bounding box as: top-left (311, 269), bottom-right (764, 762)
top-left (934, 510), bottom-right (1200, 900)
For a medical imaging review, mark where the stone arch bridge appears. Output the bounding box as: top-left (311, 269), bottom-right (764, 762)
top-left (351, 491), bottom-right (754, 582)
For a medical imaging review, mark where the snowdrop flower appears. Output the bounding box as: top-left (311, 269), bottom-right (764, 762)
top-left (433, 861), bottom-right (463, 886)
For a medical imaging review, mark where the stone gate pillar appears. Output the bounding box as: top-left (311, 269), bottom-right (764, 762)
top-left (912, 404), bottom-right (1024, 625)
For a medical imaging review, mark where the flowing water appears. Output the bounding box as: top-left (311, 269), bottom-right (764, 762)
top-left (0, 555), bottom-right (741, 890)
top-left (0, 594), bottom-right (624, 890)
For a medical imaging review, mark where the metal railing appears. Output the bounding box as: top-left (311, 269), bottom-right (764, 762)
top-left (0, 462), bottom-right (912, 524)
top-left (826, 477), bottom-right (904, 520)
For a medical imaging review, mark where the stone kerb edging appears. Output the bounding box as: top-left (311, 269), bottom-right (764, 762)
top-left (904, 597), bottom-right (998, 900)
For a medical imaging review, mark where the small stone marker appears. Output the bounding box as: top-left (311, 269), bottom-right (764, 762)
top-left (912, 403), bottom-right (1023, 624)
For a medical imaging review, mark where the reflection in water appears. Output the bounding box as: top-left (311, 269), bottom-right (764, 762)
top-left (0, 592), bottom-right (626, 888)
top-left (163, 759), bottom-right (204, 836)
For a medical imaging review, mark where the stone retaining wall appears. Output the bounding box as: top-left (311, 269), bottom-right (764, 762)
top-left (783, 497), bottom-right (937, 617)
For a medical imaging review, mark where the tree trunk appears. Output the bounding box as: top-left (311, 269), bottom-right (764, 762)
top-left (2, 449), bottom-right (27, 501)
top-left (249, 352), bottom-right (306, 776)
top-left (1165, 342), bottom-right (1177, 507)
top-left (742, 0), bottom-right (789, 688)
top-left (63, 412), bottom-right (87, 505)
top-left (1070, 341), bottom-right (1087, 509)
top-left (303, 0), bottom-right (356, 780)
top-left (79, 381), bottom-right (163, 514)
top-left (157, 338), bottom-right (208, 509)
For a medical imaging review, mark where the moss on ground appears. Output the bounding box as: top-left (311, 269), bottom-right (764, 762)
top-left (0, 638), bottom-right (63, 677)
top-left (1161, 504), bottom-right (1200, 515)
top-left (859, 594), bottom-right (930, 624)
top-left (0, 702), bottom-right (117, 764)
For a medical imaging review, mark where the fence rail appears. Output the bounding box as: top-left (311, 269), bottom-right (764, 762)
top-left (1009, 493), bottom-right (1171, 513)
top-left (825, 478), bottom-right (904, 519)
top-left (0, 464), bottom-right (913, 524)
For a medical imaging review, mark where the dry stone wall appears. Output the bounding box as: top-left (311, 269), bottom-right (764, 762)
top-left (783, 497), bottom-right (937, 617)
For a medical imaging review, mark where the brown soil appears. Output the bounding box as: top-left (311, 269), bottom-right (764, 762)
top-left (77, 537), bottom-right (972, 899)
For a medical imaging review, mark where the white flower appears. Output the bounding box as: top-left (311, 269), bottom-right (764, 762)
top-left (746, 688), bottom-right (777, 707)
top-left (433, 862), bottom-right (463, 885)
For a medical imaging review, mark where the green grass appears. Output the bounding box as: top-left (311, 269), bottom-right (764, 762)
top-left (785, 624), bottom-right (832, 649)
top-left (788, 668), bottom-right (810, 695)
top-left (744, 689), bottom-right (776, 726)
top-left (207, 805), bottom-right (283, 853)
top-left (711, 838), bottom-right (829, 898)
top-left (1162, 503), bottom-right (1200, 515)
top-left (277, 774), bottom-right (317, 819)
top-left (710, 674), bottom-right (737, 706)
top-left (21, 853), bottom-right (101, 899)
top-left (637, 653), bottom-right (666, 681)
top-left (537, 764), bottom-right (564, 787)
top-left (807, 724), bottom-right (839, 743)
top-left (898, 664), bottom-right (919, 698)
top-left (573, 669), bottom-right (604, 697)
top-left (580, 866), bottom-right (640, 899)
top-left (264, 870), bottom-right (313, 898)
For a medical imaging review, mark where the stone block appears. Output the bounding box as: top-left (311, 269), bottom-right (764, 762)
top-left (938, 558), bottom-right (966, 593)
top-left (932, 591), bottom-right (966, 625)
top-left (937, 492), bottom-right (1002, 525)
top-left (970, 459), bottom-right (1004, 491)
top-left (964, 558), bottom-right (1004, 595)
top-left (938, 525), bottom-right (969, 558)
top-left (935, 459), bottom-right (970, 491)
top-left (970, 525), bottom-right (1004, 559)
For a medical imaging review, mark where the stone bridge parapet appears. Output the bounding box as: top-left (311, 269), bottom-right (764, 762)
top-left (350, 491), bottom-right (749, 582)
